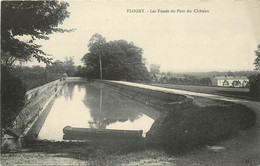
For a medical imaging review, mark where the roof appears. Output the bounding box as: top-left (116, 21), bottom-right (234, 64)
top-left (214, 76), bottom-right (248, 80)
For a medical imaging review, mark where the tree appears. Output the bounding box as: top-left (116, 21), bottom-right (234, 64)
top-left (150, 64), bottom-right (160, 75)
top-left (82, 34), bottom-right (151, 82)
top-left (46, 60), bottom-right (64, 73)
top-left (1, 1), bottom-right (70, 66)
top-left (1, 67), bottom-right (26, 129)
top-left (45, 57), bottom-right (75, 76)
top-left (63, 56), bottom-right (75, 76)
top-left (168, 77), bottom-right (179, 84)
top-left (183, 75), bottom-right (198, 85)
top-left (1, 1), bottom-right (70, 131)
top-left (12, 65), bottom-right (64, 90)
top-left (86, 33), bottom-right (106, 79)
top-left (254, 44), bottom-right (260, 71)
top-left (199, 77), bottom-right (212, 86)
top-left (250, 44), bottom-right (260, 101)
top-left (249, 74), bottom-right (260, 101)
top-left (74, 66), bottom-right (88, 78)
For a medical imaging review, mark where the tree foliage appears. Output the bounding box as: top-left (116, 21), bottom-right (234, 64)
top-left (150, 64), bottom-right (160, 75)
top-left (154, 75), bottom-right (212, 86)
top-left (63, 56), bottom-right (75, 76)
top-left (249, 74), bottom-right (260, 101)
top-left (46, 57), bottom-right (75, 76)
top-left (254, 44), bottom-right (260, 71)
top-left (1, 1), bottom-right (71, 130)
top-left (249, 45), bottom-right (260, 101)
top-left (1, 67), bottom-right (27, 129)
top-left (81, 34), bottom-right (151, 82)
top-left (12, 65), bottom-right (64, 90)
top-left (1, 1), bottom-right (70, 65)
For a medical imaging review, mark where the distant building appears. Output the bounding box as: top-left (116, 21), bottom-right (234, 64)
top-left (151, 74), bottom-right (169, 83)
top-left (212, 76), bottom-right (249, 87)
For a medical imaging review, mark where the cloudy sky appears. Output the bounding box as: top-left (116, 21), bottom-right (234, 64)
top-left (31, 0), bottom-right (260, 72)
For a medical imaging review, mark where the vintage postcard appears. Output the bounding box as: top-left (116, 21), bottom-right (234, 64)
top-left (1, 0), bottom-right (260, 165)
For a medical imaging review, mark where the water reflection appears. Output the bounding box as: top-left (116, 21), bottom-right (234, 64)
top-left (83, 85), bottom-right (143, 129)
top-left (38, 82), bottom-right (158, 141)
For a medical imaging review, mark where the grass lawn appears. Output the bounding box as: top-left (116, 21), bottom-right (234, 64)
top-left (152, 83), bottom-right (253, 100)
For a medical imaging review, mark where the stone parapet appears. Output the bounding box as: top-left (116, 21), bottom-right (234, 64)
top-left (94, 80), bottom-right (193, 112)
top-left (10, 78), bottom-right (65, 137)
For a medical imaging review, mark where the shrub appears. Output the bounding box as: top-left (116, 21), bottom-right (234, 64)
top-left (249, 73), bottom-right (260, 101)
top-left (12, 66), bottom-right (64, 90)
top-left (1, 66), bottom-right (27, 129)
top-left (148, 103), bottom-right (256, 153)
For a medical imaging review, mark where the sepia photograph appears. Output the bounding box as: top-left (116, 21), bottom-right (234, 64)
top-left (1, 0), bottom-right (260, 165)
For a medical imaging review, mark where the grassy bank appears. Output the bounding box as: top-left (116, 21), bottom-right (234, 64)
top-left (148, 103), bottom-right (256, 154)
top-left (152, 83), bottom-right (253, 100)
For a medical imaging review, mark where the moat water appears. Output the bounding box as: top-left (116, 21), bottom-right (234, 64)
top-left (37, 82), bottom-right (159, 141)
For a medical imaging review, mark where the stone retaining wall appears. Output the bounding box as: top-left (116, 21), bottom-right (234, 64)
top-left (25, 89), bottom-right (64, 139)
top-left (94, 80), bottom-right (194, 141)
top-left (10, 78), bottom-right (65, 137)
top-left (95, 80), bottom-right (193, 112)
top-left (10, 78), bottom-right (191, 139)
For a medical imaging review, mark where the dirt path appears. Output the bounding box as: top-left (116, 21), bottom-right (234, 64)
top-left (0, 152), bottom-right (88, 166)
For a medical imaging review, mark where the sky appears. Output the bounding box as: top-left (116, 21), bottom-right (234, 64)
top-left (27, 0), bottom-right (260, 72)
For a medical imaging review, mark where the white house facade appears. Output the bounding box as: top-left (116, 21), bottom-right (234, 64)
top-left (212, 76), bottom-right (249, 87)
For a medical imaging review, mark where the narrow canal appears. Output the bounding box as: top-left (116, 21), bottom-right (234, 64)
top-left (37, 82), bottom-right (160, 141)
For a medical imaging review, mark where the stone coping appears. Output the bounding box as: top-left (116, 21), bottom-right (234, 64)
top-left (94, 80), bottom-right (193, 110)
